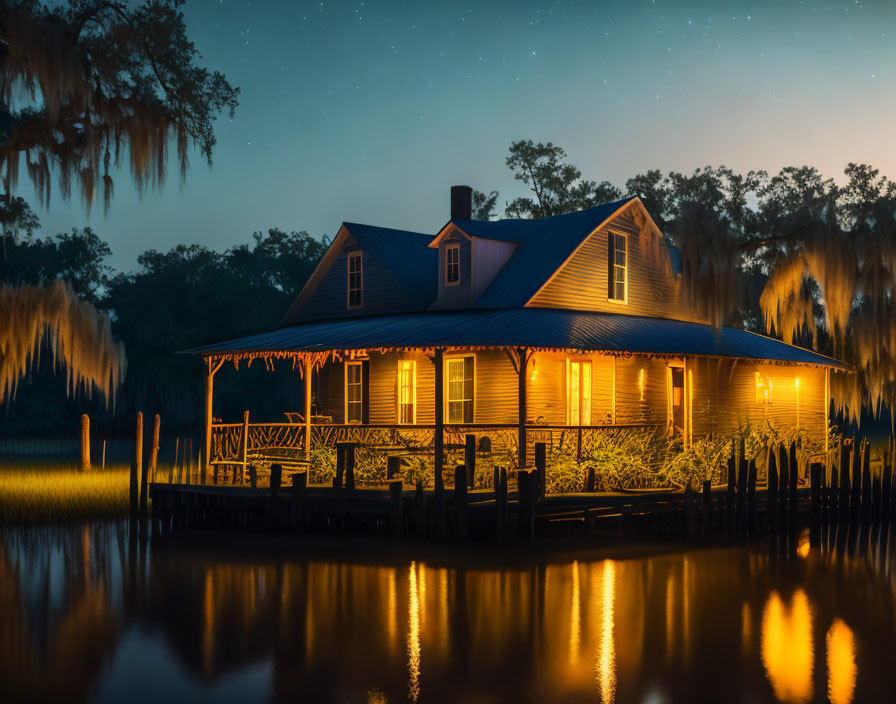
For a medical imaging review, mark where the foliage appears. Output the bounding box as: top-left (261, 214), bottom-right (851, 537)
top-left (504, 140), bottom-right (621, 218)
top-left (0, 279), bottom-right (125, 408)
top-left (0, 0), bottom-right (239, 211)
top-left (0, 462), bottom-right (130, 524)
top-left (472, 190), bottom-right (499, 221)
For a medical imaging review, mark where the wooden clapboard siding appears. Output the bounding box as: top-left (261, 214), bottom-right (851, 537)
top-left (468, 350), bottom-right (518, 424)
top-left (527, 351), bottom-right (566, 424)
top-left (292, 236), bottom-right (413, 322)
top-left (615, 357), bottom-right (668, 425)
top-left (471, 237), bottom-right (518, 300)
top-left (528, 207), bottom-right (702, 323)
top-left (688, 358), bottom-right (827, 446)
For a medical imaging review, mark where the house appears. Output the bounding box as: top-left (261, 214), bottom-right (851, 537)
top-left (192, 186), bottom-right (847, 483)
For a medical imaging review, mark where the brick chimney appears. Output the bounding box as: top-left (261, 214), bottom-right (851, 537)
top-left (450, 185), bottom-right (473, 220)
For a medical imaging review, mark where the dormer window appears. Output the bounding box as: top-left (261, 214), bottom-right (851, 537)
top-left (445, 242), bottom-right (460, 285)
top-left (347, 251), bottom-right (363, 308)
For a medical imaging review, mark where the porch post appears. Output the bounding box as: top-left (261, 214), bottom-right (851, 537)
top-left (434, 348), bottom-right (444, 491)
top-left (304, 356), bottom-right (313, 460)
top-left (517, 347), bottom-right (528, 469)
top-left (203, 357), bottom-right (221, 483)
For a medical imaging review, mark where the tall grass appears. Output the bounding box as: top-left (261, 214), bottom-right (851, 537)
top-left (0, 460), bottom-right (130, 524)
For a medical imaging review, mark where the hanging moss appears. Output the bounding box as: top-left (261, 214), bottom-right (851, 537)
top-left (0, 280), bottom-right (126, 407)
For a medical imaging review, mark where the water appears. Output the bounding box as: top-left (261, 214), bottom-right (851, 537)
top-left (2, 525), bottom-right (896, 703)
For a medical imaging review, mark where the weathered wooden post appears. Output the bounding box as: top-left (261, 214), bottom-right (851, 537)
top-left (498, 466), bottom-right (509, 540)
top-left (79, 414), bottom-right (91, 472)
top-left (872, 466), bottom-right (882, 525)
top-left (387, 455), bottom-right (402, 481)
top-left (465, 434), bottom-right (476, 489)
top-left (515, 347), bottom-right (529, 470)
top-left (414, 480), bottom-right (426, 536)
top-left (391, 479), bottom-right (404, 537)
top-left (517, 470), bottom-right (535, 540)
top-left (851, 438), bottom-right (861, 525)
top-left (139, 417), bottom-right (152, 515)
top-left (291, 472), bottom-right (307, 529)
top-left (829, 461), bottom-right (839, 526)
top-left (768, 449), bottom-right (779, 534)
top-left (861, 441), bottom-right (872, 525)
top-left (735, 441), bottom-right (747, 534)
top-left (534, 442), bottom-right (547, 499)
top-left (335, 443), bottom-right (345, 489)
top-left (585, 465), bottom-right (596, 493)
top-left (726, 450), bottom-right (736, 535)
top-left (248, 463), bottom-right (258, 489)
top-left (883, 461), bottom-right (893, 524)
top-left (777, 444), bottom-right (789, 529)
top-left (454, 465), bottom-right (468, 539)
top-left (345, 443), bottom-right (356, 490)
top-left (788, 442), bottom-right (798, 530)
top-left (810, 462), bottom-right (822, 531)
top-left (101, 437), bottom-right (106, 470)
top-left (840, 442), bottom-right (851, 524)
top-left (269, 463), bottom-right (282, 529)
top-left (701, 480), bottom-right (712, 536)
top-left (683, 482), bottom-right (696, 539)
top-left (149, 414), bottom-right (160, 485)
top-left (747, 459), bottom-right (757, 536)
top-left (435, 466), bottom-right (447, 539)
top-left (130, 412), bottom-right (142, 520)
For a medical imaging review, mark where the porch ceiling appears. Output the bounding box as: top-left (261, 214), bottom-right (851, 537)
top-left (185, 308), bottom-right (850, 370)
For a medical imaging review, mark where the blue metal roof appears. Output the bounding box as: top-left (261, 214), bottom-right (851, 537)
top-left (342, 222), bottom-right (437, 301)
top-left (189, 308), bottom-right (848, 369)
top-left (450, 197), bottom-right (638, 308)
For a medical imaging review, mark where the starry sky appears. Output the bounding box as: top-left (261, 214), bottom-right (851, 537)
top-left (22, 0), bottom-right (896, 269)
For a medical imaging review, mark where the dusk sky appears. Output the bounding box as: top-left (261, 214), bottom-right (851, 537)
top-left (22, 0), bottom-right (896, 269)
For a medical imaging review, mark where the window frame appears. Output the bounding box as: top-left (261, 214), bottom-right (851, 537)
top-left (445, 242), bottom-right (461, 286)
top-left (445, 354), bottom-right (475, 424)
top-left (397, 359), bottom-right (417, 425)
top-left (608, 231), bottom-right (629, 304)
top-left (755, 371), bottom-right (773, 405)
top-left (565, 358), bottom-right (593, 426)
top-left (347, 251), bottom-right (363, 309)
top-left (344, 361), bottom-right (363, 423)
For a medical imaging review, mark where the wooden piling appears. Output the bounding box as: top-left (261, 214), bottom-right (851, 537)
top-left (862, 441), bottom-right (872, 525)
top-left (726, 451), bottom-right (736, 535)
top-left (747, 459), bottom-right (757, 536)
top-left (269, 463), bottom-right (282, 529)
top-left (345, 443), bottom-right (356, 490)
top-left (390, 479), bottom-right (404, 537)
top-left (883, 462), bottom-right (892, 524)
top-left (735, 443), bottom-right (747, 534)
top-left (465, 434), bottom-right (476, 489)
top-left (840, 442), bottom-right (851, 524)
top-left (454, 465), bottom-right (468, 539)
top-left (291, 472), bottom-right (306, 529)
top-left (434, 473), bottom-right (447, 539)
top-left (248, 464), bottom-right (257, 489)
top-left (778, 444), bottom-right (789, 529)
top-left (534, 442), bottom-right (547, 499)
top-left (335, 443), bottom-right (345, 489)
top-left (414, 480), bottom-right (426, 536)
top-left (768, 449), bottom-right (779, 534)
top-left (829, 461), bottom-right (839, 527)
top-left (701, 480), bottom-right (712, 536)
top-left (585, 465), bottom-right (596, 493)
top-left (517, 470), bottom-right (535, 541)
top-left (149, 414), bottom-right (160, 486)
top-left (79, 414), bottom-right (91, 472)
top-left (684, 482), bottom-right (696, 539)
top-left (130, 412), bottom-right (142, 519)
top-left (851, 438), bottom-right (861, 524)
top-left (788, 442), bottom-right (798, 530)
top-left (810, 462), bottom-right (822, 530)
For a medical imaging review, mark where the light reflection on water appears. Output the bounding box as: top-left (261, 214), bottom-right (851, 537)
top-left (0, 525), bottom-right (895, 702)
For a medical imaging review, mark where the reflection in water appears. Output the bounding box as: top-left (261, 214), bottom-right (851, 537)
top-left (827, 618), bottom-right (856, 704)
top-left (1, 524), bottom-right (896, 702)
top-left (761, 589), bottom-right (814, 703)
top-left (595, 560), bottom-right (616, 703)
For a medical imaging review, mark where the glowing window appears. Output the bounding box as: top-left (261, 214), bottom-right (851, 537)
top-left (445, 243), bottom-right (460, 285)
top-left (347, 251), bottom-right (363, 308)
top-left (398, 360), bottom-right (416, 424)
top-left (345, 362), bottom-right (363, 422)
top-left (567, 360), bottom-right (592, 425)
top-left (755, 372), bottom-right (773, 405)
top-left (446, 356), bottom-right (474, 423)
top-left (609, 232), bottom-right (627, 302)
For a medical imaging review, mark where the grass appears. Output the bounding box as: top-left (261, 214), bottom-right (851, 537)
top-left (0, 460), bottom-right (131, 524)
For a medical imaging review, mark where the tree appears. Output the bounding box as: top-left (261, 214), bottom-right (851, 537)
top-left (504, 140), bottom-right (621, 218)
top-left (472, 190), bottom-right (498, 221)
top-left (0, 193), bottom-right (38, 257)
top-left (0, 0), bottom-right (239, 212)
